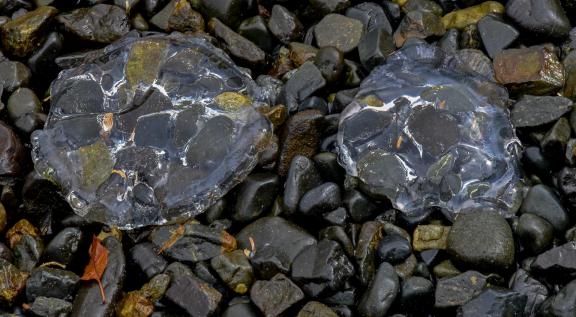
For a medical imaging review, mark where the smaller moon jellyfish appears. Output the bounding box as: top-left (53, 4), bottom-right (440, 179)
top-left (337, 41), bottom-right (523, 219)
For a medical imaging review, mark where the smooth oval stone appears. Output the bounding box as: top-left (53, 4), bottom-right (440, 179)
top-left (376, 234), bottom-right (412, 265)
top-left (31, 33), bottom-right (272, 229)
top-left (357, 262), bottom-right (399, 317)
top-left (506, 0), bottom-right (571, 38)
top-left (519, 184), bottom-right (569, 233)
top-left (516, 213), bottom-right (554, 254)
top-left (337, 42), bottom-right (522, 219)
top-left (446, 210), bottom-right (515, 271)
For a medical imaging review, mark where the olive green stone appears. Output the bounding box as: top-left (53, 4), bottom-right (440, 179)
top-left (140, 273), bottom-right (170, 302)
top-left (214, 92), bottom-right (252, 111)
top-left (0, 258), bottom-right (29, 304)
top-left (76, 141), bottom-right (114, 191)
top-left (0, 202), bottom-right (6, 233)
top-left (314, 14), bottom-right (364, 53)
top-left (433, 259), bottom-right (461, 278)
top-left (116, 291), bottom-right (154, 317)
top-left (1, 6), bottom-right (58, 58)
top-left (393, 10), bottom-right (445, 47)
top-left (125, 40), bottom-right (168, 89)
top-left (288, 42), bottom-right (318, 67)
top-left (563, 51), bottom-right (576, 99)
top-left (412, 225), bottom-right (450, 251)
top-left (441, 1), bottom-right (504, 29)
top-left (297, 301), bottom-right (339, 317)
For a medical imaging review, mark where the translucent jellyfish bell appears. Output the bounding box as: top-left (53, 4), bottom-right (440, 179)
top-left (337, 41), bottom-right (523, 219)
top-left (32, 33), bottom-right (272, 229)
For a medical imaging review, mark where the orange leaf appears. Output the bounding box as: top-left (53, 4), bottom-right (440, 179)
top-left (80, 235), bottom-right (109, 303)
top-left (157, 224), bottom-right (185, 255)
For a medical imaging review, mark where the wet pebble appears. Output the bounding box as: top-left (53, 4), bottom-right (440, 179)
top-left (150, 0), bottom-right (204, 32)
top-left (291, 239), bottom-right (354, 297)
top-left (281, 63), bottom-right (326, 113)
top-left (399, 276), bottom-right (434, 314)
top-left (412, 224), bottom-right (449, 252)
top-left (314, 14), bottom-right (363, 53)
top-left (314, 46), bottom-right (345, 84)
top-left (211, 250), bottom-right (254, 294)
top-left (355, 221), bottom-right (384, 285)
top-left (164, 262), bottom-right (222, 317)
top-left (393, 10), bottom-right (445, 47)
top-left (0, 60), bottom-right (30, 94)
top-left (298, 182), bottom-right (341, 217)
top-left (458, 288), bottom-right (527, 317)
top-left (531, 241), bottom-right (576, 280)
top-left (13, 234), bottom-right (44, 272)
top-left (29, 296), bottom-right (73, 317)
top-left (538, 278), bottom-right (576, 316)
top-left (358, 27), bottom-right (395, 70)
top-left (377, 234), bottom-right (412, 265)
top-left (343, 189), bottom-right (379, 222)
top-left (0, 258), bottom-right (28, 304)
top-left (282, 155), bottom-right (322, 214)
top-left (447, 210), bottom-right (514, 271)
top-left (26, 267), bottom-right (79, 302)
top-left (57, 4), bottom-right (129, 43)
top-left (509, 268), bottom-right (549, 317)
top-left (309, 0), bottom-right (351, 15)
top-left (493, 44), bottom-right (565, 95)
top-left (477, 14), bottom-right (519, 58)
top-left (199, 0), bottom-right (254, 29)
top-left (440, 1), bottom-right (504, 29)
top-left (357, 262), bottom-right (399, 317)
top-left (234, 173), bottom-right (279, 222)
top-left (238, 16), bottom-right (273, 52)
top-left (128, 242), bottom-right (167, 279)
top-left (434, 270), bottom-right (488, 308)
top-left (345, 2), bottom-right (393, 35)
top-left (236, 217), bottom-right (316, 278)
top-left (296, 301), bottom-right (338, 317)
top-left (516, 213), bottom-right (554, 254)
top-left (208, 18), bottom-right (266, 65)
top-left (41, 227), bottom-right (83, 268)
top-left (149, 220), bottom-right (236, 263)
top-left (250, 273), bottom-right (304, 317)
top-left (519, 184), bottom-right (569, 232)
top-left (511, 95), bottom-right (573, 128)
top-left (267, 5), bottom-right (303, 44)
top-left (0, 6), bottom-right (57, 58)
top-left (506, 0), bottom-right (571, 38)
top-left (7, 87), bottom-right (44, 133)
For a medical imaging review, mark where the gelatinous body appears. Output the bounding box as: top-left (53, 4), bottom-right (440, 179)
top-left (337, 41), bottom-right (523, 219)
top-left (32, 33), bottom-right (272, 229)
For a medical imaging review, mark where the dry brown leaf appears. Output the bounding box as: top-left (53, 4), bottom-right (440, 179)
top-left (80, 235), bottom-right (109, 303)
top-left (157, 224), bottom-right (185, 255)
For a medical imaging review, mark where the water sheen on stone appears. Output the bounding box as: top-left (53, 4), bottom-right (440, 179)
top-left (31, 32), bottom-right (272, 229)
top-left (337, 42), bottom-right (523, 219)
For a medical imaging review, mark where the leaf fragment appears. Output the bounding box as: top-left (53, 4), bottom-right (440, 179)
top-left (80, 235), bottom-right (109, 303)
